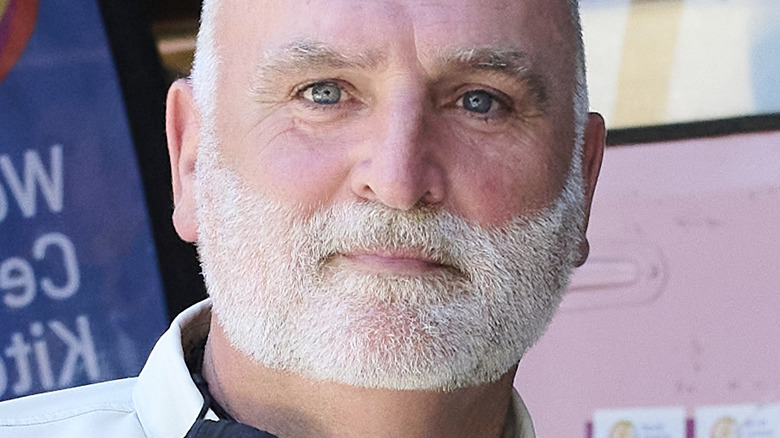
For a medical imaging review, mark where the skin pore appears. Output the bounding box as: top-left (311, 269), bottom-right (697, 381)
top-left (166, 0), bottom-right (605, 437)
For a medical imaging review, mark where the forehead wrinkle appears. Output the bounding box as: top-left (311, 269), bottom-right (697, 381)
top-left (249, 39), bottom-right (386, 98)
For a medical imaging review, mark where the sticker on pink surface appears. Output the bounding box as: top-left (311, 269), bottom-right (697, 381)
top-left (594, 407), bottom-right (687, 438)
top-left (695, 404), bottom-right (780, 438)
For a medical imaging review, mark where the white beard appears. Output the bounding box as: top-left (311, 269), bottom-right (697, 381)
top-left (194, 132), bottom-right (585, 391)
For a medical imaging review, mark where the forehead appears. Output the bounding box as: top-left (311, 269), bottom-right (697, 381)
top-left (213, 0), bottom-right (575, 74)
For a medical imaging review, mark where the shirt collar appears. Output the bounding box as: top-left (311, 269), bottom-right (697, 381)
top-left (508, 388), bottom-right (537, 438)
top-left (133, 300), bottom-right (215, 438)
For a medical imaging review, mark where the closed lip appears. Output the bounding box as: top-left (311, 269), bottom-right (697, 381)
top-left (330, 248), bottom-right (465, 278)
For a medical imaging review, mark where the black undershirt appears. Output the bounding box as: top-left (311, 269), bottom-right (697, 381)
top-left (184, 340), bottom-right (279, 438)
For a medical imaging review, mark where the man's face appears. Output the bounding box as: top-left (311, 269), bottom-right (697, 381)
top-left (174, 0), bottom-right (600, 391)
top-left (206, 0), bottom-right (580, 224)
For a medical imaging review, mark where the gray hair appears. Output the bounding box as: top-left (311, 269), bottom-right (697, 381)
top-left (189, 0), bottom-right (220, 127)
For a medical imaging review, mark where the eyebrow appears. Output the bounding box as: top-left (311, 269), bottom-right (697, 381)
top-left (249, 39), bottom-right (385, 98)
top-left (249, 41), bottom-right (549, 110)
top-left (438, 47), bottom-right (549, 110)
top-left (269, 39), bottom-right (385, 71)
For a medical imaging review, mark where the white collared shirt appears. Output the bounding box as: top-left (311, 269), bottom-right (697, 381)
top-left (0, 300), bottom-right (535, 437)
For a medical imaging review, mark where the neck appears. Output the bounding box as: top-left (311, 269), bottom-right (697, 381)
top-left (202, 320), bottom-right (518, 438)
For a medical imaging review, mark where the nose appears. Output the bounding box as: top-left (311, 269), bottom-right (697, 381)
top-left (350, 90), bottom-right (446, 210)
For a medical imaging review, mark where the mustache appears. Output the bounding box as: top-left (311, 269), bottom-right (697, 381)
top-left (299, 202), bottom-right (475, 278)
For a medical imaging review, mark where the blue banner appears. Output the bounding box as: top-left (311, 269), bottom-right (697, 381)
top-left (0, 0), bottom-right (169, 400)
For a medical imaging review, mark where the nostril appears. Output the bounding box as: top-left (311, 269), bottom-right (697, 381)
top-left (350, 162), bottom-right (429, 211)
top-left (348, 104), bottom-right (446, 210)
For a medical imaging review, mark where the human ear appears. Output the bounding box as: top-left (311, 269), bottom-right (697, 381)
top-left (166, 79), bottom-right (201, 243)
top-left (574, 112), bottom-right (606, 267)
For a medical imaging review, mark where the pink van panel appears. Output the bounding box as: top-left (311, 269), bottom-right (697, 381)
top-left (515, 130), bottom-right (780, 437)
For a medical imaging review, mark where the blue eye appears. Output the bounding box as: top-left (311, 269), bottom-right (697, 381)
top-left (460, 90), bottom-right (495, 114)
top-left (303, 81), bottom-right (342, 105)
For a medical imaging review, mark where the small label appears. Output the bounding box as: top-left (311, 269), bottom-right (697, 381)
top-left (594, 407), bottom-right (687, 438)
top-left (695, 404), bottom-right (780, 438)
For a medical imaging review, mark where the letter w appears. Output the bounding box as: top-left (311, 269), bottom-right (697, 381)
top-left (0, 145), bottom-right (64, 218)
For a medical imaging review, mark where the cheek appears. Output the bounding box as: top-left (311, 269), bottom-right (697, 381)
top-left (454, 164), bottom-right (542, 226)
top-left (438, 121), bottom-right (564, 225)
top-left (232, 117), bottom-right (355, 207)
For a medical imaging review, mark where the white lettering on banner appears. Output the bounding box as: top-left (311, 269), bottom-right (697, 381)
top-left (1, 232), bottom-right (80, 310)
top-left (0, 144), bottom-right (63, 221)
top-left (0, 257), bottom-right (35, 308)
top-left (0, 315), bottom-right (100, 398)
top-left (0, 183), bottom-right (6, 222)
top-left (33, 232), bottom-right (80, 300)
top-left (4, 333), bottom-right (32, 395)
top-left (49, 316), bottom-right (99, 386)
top-left (0, 145), bottom-right (105, 400)
top-left (31, 322), bottom-right (55, 390)
top-left (0, 353), bottom-right (6, 397)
